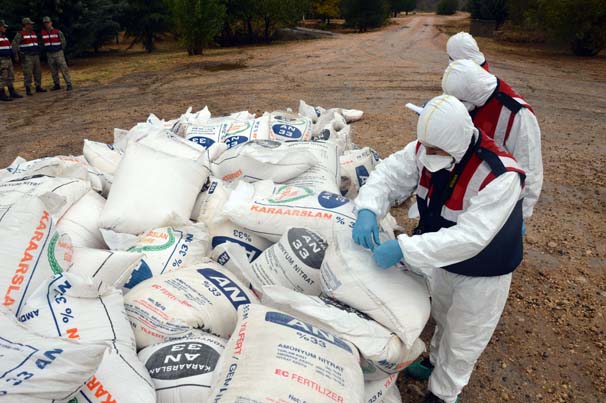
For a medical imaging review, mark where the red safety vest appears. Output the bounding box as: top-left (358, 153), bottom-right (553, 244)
top-left (0, 35), bottom-right (11, 57)
top-left (481, 60), bottom-right (490, 72)
top-left (19, 30), bottom-right (39, 53)
top-left (471, 78), bottom-right (535, 148)
top-left (414, 132), bottom-right (526, 276)
top-left (41, 28), bottom-right (62, 52)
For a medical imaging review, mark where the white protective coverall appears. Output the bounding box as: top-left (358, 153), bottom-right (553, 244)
top-left (442, 59), bottom-right (543, 219)
top-left (355, 95), bottom-right (522, 403)
top-left (446, 32), bottom-right (486, 67)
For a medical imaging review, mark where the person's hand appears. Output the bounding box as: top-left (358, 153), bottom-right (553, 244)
top-left (372, 239), bottom-right (404, 269)
top-left (352, 209), bottom-right (380, 251)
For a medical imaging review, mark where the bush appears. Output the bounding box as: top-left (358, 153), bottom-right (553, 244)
top-left (170, 0), bottom-right (226, 55)
top-left (469, 0), bottom-right (508, 26)
top-left (341, 0), bottom-right (391, 32)
top-left (436, 0), bottom-right (458, 15)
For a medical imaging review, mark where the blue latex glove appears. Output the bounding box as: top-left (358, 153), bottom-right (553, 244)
top-left (522, 221), bottom-right (526, 236)
top-left (372, 240), bottom-right (404, 269)
top-left (352, 209), bottom-right (380, 251)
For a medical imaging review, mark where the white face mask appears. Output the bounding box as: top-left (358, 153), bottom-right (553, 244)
top-left (420, 151), bottom-right (455, 172)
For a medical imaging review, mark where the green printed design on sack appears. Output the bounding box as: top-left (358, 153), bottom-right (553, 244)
top-left (129, 228), bottom-right (176, 252)
top-left (47, 233), bottom-right (64, 275)
top-left (268, 185), bottom-right (314, 204)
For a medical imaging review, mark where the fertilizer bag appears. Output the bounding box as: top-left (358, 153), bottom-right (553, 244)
top-left (56, 189), bottom-right (106, 249)
top-left (208, 303), bottom-right (365, 403)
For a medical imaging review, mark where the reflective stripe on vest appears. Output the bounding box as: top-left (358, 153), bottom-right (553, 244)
top-left (0, 36), bottom-right (11, 57)
top-left (19, 31), bottom-right (39, 53)
top-left (414, 132), bottom-right (526, 276)
top-left (471, 78), bottom-right (535, 148)
top-left (41, 29), bottom-right (62, 52)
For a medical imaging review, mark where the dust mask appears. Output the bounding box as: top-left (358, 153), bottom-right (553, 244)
top-left (419, 150), bottom-right (455, 172)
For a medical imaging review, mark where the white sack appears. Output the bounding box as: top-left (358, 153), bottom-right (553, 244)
top-left (186, 119), bottom-right (232, 149)
top-left (56, 190), bottom-right (106, 249)
top-left (283, 141), bottom-right (340, 194)
top-left (191, 178), bottom-right (232, 225)
top-left (340, 147), bottom-right (380, 198)
top-left (124, 262), bottom-right (258, 349)
top-left (269, 111), bottom-right (313, 141)
top-left (208, 303), bottom-right (365, 403)
top-left (241, 228), bottom-right (327, 296)
top-left (68, 247), bottom-right (147, 293)
top-left (0, 196), bottom-right (73, 316)
top-left (364, 374), bottom-right (402, 403)
top-left (0, 306), bottom-right (106, 400)
top-left (210, 140), bottom-right (318, 183)
top-left (99, 141), bottom-right (210, 235)
top-left (298, 99), bottom-right (322, 124)
top-left (83, 140), bottom-right (123, 176)
top-left (321, 233), bottom-right (431, 349)
top-left (208, 220), bottom-right (273, 263)
top-left (262, 285), bottom-right (424, 381)
top-left (224, 180), bottom-right (356, 242)
top-left (138, 333), bottom-right (226, 403)
top-left (220, 113), bottom-right (270, 148)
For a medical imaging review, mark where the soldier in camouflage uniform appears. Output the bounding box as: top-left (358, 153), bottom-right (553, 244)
top-left (12, 17), bottom-right (46, 95)
top-left (41, 16), bottom-right (72, 91)
top-left (0, 20), bottom-right (22, 101)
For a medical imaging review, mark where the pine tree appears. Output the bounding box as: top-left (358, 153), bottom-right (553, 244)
top-left (170, 0), bottom-right (226, 55)
top-left (120, 0), bottom-right (172, 52)
top-left (342, 0), bottom-right (391, 32)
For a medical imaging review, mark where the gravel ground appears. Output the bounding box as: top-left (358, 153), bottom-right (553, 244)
top-left (1, 12), bottom-right (605, 403)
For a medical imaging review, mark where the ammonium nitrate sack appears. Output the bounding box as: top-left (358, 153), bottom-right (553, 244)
top-left (321, 233), bottom-right (431, 349)
top-left (208, 304), bottom-right (365, 403)
top-left (126, 223), bottom-right (210, 277)
top-left (208, 220), bottom-right (273, 263)
top-left (269, 111), bottom-right (313, 141)
top-left (340, 147), bottom-right (380, 198)
top-left (186, 119), bottom-right (232, 149)
top-left (99, 141), bottom-right (210, 234)
top-left (72, 346), bottom-right (156, 403)
top-left (298, 100), bottom-right (322, 124)
top-left (284, 141), bottom-right (340, 194)
top-left (124, 262), bottom-right (258, 348)
top-left (0, 306), bottom-right (106, 400)
top-left (262, 285), bottom-right (425, 381)
top-left (68, 247), bottom-right (147, 293)
top-left (224, 180), bottom-right (356, 242)
top-left (56, 189), bottom-right (106, 249)
top-left (240, 227), bottom-right (327, 295)
top-left (0, 196), bottom-right (73, 316)
top-left (0, 175), bottom-right (91, 220)
top-left (191, 178), bottom-right (232, 225)
top-left (364, 374), bottom-right (402, 403)
top-left (0, 155), bottom-right (91, 182)
top-left (138, 332), bottom-right (226, 403)
top-left (20, 272), bottom-right (136, 350)
top-left (220, 113), bottom-right (271, 148)
top-left (83, 140), bottom-right (123, 175)
top-left (210, 140), bottom-right (318, 183)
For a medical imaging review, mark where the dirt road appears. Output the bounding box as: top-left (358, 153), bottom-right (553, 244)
top-left (1, 13), bottom-right (605, 403)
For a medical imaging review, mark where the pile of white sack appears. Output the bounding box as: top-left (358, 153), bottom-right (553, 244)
top-left (0, 100), bottom-right (430, 403)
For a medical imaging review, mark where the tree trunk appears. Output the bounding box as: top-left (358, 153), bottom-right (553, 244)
top-left (264, 16), bottom-right (271, 43)
top-left (247, 17), bottom-right (254, 44)
top-left (144, 31), bottom-right (154, 53)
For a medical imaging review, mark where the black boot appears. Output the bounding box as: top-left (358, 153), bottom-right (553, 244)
top-left (35, 85), bottom-right (47, 93)
top-left (8, 86), bottom-right (23, 99)
top-left (26, 86), bottom-right (33, 96)
top-left (51, 83), bottom-right (61, 91)
top-left (66, 83), bottom-right (72, 91)
top-left (422, 392), bottom-right (459, 403)
top-left (0, 88), bottom-right (13, 102)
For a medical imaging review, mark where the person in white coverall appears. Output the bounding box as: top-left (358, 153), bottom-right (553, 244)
top-left (442, 59), bottom-right (543, 221)
top-left (447, 32), bottom-right (489, 71)
top-left (352, 95), bottom-right (526, 403)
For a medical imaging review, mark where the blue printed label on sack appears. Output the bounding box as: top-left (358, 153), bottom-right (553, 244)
top-left (211, 237), bottom-right (263, 262)
top-left (197, 268), bottom-right (251, 309)
top-left (272, 124), bottom-right (302, 139)
top-left (224, 136), bottom-right (248, 149)
top-left (264, 311), bottom-right (352, 353)
top-left (188, 137), bottom-right (215, 149)
top-left (355, 166), bottom-right (370, 187)
top-left (124, 260), bottom-right (153, 289)
top-left (317, 191), bottom-right (349, 208)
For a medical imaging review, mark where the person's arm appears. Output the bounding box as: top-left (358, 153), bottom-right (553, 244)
top-left (505, 108), bottom-right (543, 219)
top-left (398, 171), bottom-right (522, 268)
top-left (59, 30), bottom-right (66, 49)
top-left (355, 140), bottom-right (420, 219)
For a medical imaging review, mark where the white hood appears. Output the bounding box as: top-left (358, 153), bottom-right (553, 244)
top-left (442, 59), bottom-right (498, 109)
top-left (447, 32), bottom-right (486, 66)
top-left (417, 95), bottom-right (475, 163)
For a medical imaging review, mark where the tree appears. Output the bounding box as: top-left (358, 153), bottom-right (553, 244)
top-left (341, 0), bottom-right (391, 32)
top-left (537, 0), bottom-right (606, 56)
top-left (255, 0), bottom-right (308, 43)
top-left (390, 0), bottom-right (416, 17)
top-left (170, 0), bottom-right (226, 55)
top-left (312, 0), bottom-right (341, 24)
top-left (120, 0), bottom-right (172, 52)
top-left (436, 0), bottom-right (457, 15)
top-left (469, 0), bottom-right (508, 26)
